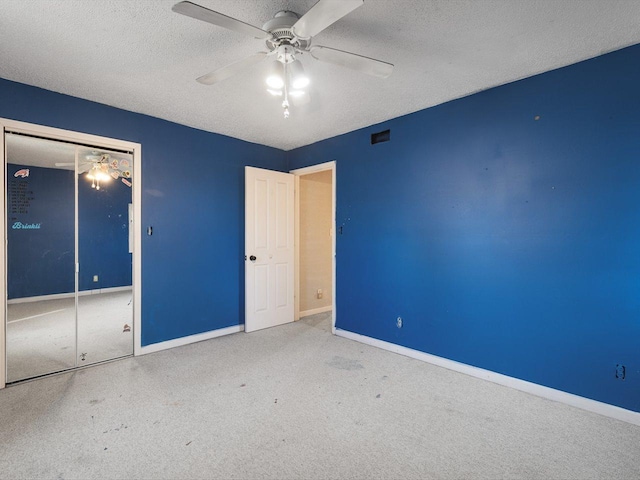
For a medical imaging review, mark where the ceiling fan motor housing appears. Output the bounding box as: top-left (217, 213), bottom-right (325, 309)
top-left (263, 11), bottom-right (310, 53)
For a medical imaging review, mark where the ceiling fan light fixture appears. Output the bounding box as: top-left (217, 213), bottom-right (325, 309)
top-left (265, 61), bottom-right (284, 89)
top-left (289, 90), bottom-right (305, 98)
top-left (267, 88), bottom-right (283, 96)
top-left (86, 165), bottom-right (112, 190)
top-left (289, 60), bottom-right (310, 89)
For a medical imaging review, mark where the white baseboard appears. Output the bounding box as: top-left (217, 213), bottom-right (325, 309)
top-left (335, 329), bottom-right (640, 427)
top-left (137, 324), bottom-right (244, 355)
top-left (300, 305), bottom-right (332, 317)
top-left (8, 286), bottom-right (132, 304)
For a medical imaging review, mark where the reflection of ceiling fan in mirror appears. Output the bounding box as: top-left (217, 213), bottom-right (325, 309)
top-left (172, 0), bottom-right (393, 118)
top-left (55, 153), bottom-right (132, 190)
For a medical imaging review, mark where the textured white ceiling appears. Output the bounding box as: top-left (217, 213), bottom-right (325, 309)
top-left (0, 0), bottom-right (639, 151)
top-left (6, 134), bottom-right (76, 169)
top-left (6, 134), bottom-right (130, 171)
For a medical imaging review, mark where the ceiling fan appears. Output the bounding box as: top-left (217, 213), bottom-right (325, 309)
top-left (55, 154), bottom-right (132, 190)
top-left (172, 0), bottom-right (393, 117)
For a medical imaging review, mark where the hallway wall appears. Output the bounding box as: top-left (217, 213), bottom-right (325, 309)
top-left (299, 170), bottom-right (333, 314)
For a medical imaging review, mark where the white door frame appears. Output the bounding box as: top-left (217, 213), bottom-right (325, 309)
top-left (0, 118), bottom-right (142, 389)
top-left (290, 161), bottom-right (336, 334)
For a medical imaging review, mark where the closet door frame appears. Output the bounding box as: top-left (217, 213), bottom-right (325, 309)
top-left (0, 118), bottom-right (142, 388)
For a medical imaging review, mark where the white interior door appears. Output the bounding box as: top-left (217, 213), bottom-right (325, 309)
top-left (245, 166), bottom-right (294, 332)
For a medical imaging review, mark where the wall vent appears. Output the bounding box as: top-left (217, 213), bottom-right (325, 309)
top-left (371, 129), bottom-right (390, 145)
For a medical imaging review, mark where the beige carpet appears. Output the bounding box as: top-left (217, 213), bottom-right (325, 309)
top-left (6, 289), bottom-right (133, 382)
top-left (1, 312), bottom-right (639, 479)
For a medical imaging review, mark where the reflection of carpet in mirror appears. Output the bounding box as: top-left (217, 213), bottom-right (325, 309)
top-left (6, 289), bottom-right (133, 382)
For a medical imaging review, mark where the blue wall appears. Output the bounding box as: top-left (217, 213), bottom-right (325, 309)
top-left (0, 78), bottom-right (286, 345)
top-left (7, 164), bottom-right (75, 298)
top-left (78, 168), bottom-right (132, 291)
top-left (287, 44), bottom-right (640, 412)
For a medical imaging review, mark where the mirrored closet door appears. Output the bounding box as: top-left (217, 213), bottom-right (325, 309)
top-left (5, 133), bottom-right (134, 383)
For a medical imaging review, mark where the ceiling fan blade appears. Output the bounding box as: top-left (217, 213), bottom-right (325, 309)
top-left (78, 163), bottom-right (93, 174)
top-left (292, 0), bottom-right (363, 38)
top-left (55, 161), bottom-right (93, 173)
top-left (310, 46), bottom-right (393, 78)
top-left (196, 52), bottom-right (267, 85)
top-left (172, 1), bottom-right (270, 39)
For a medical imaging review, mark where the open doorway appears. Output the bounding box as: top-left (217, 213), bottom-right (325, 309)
top-left (291, 161), bottom-right (336, 333)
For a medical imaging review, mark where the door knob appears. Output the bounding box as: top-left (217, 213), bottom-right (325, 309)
top-left (249, 255), bottom-right (257, 261)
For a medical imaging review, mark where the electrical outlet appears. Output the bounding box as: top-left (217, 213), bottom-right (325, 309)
top-left (396, 317), bottom-right (403, 328)
top-left (615, 364), bottom-right (626, 380)
top-left (93, 275), bottom-right (99, 282)
top-left (317, 289), bottom-right (323, 299)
